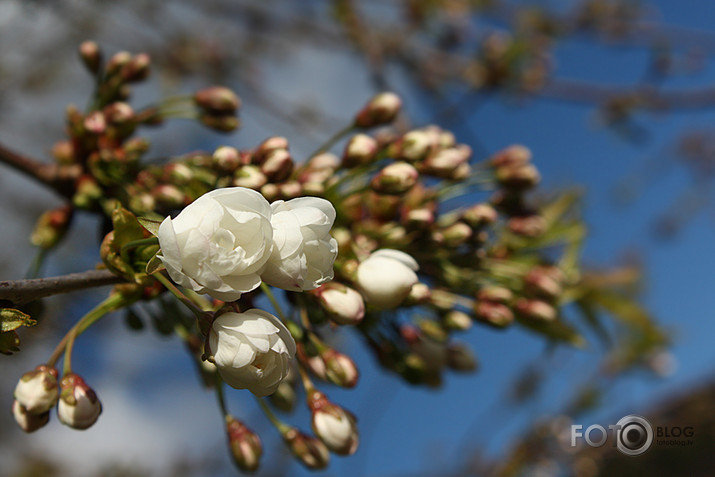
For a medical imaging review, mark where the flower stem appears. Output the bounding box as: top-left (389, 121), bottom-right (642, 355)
top-left (154, 273), bottom-right (206, 318)
top-left (306, 124), bottom-right (355, 159)
top-left (260, 283), bottom-right (288, 322)
top-left (47, 292), bottom-right (130, 371)
top-left (215, 373), bottom-right (229, 418)
top-left (255, 397), bottom-right (290, 434)
top-left (296, 364), bottom-right (316, 395)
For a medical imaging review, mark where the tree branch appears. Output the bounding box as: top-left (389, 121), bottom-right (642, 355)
top-left (0, 269), bottom-right (125, 306)
top-left (0, 142), bottom-right (80, 199)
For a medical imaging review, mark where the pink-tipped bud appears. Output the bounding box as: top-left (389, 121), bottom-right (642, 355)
top-left (152, 184), bottom-right (186, 208)
top-left (166, 163), bottom-right (194, 183)
top-left (282, 428), bottom-right (330, 470)
top-left (405, 282), bottom-right (431, 305)
top-left (13, 365), bottom-right (59, 414)
top-left (12, 400), bottom-right (49, 433)
top-left (462, 203), bottom-right (498, 228)
top-left (297, 345), bottom-right (327, 381)
top-left (496, 163), bottom-right (541, 190)
top-left (403, 207), bottom-right (435, 229)
top-left (226, 416), bottom-right (262, 473)
top-left (322, 350), bottom-right (360, 388)
top-left (31, 206), bottom-right (74, 249)
top-left (507, 214), bottom-right (546, 237)
top-left (308, 152), bottom-right (340, 170)
top-left (106, 51), bottom-right (131, 77)
top-left (213, 146), bottom-right (241, 172)
top-left (473, 300), bottom-right (514, 327)
top-left (476, 286), bottom-right (514, 304)
top-left (83, 111), bottom-right (106, 135)
top-left (252, 136), bottom-right (289, 165)
top-left (342, 134), bottom-right (378, 168)
top-left (103, 102), bottom-right (135, 125)
top-left (261, 148), bottom-right (294, 182)
top-left (194, 86), bottom-right (241, 114)
top-left (121, 53), bottom-right (150, 83)
top-left (308, 391), bottom-right (359, 455)
top-left (233, 165), bottom-right (268, 190)
top-left (78, 41), bottom-right (102, 74)
top-left (398, 129), bottom-right (436, 162)
top-left (422, 145), bottom-right (471, 178)
top-left (371, 161), bottom-right (419, 194)
top-left (491, 144), bottom-right (532, 167)
top-left (314, 283), bottom-right (365, 326)
top-left (354, 92), bottom-right (402, 128)
top-left (525, 266), bottom-right (565, 301)
top-left (437, 222), bottom-right (472, 247)
top-left (515, 298), bottom-right (557, 322)
top-left (57, 374), bottom-right (102, 430)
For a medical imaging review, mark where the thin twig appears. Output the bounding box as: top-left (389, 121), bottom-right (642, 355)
top-left (0, 142), bottom-right (80, 198)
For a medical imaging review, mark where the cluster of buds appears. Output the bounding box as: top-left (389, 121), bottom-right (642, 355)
top-left (12, 366), bottom-right (101, 432)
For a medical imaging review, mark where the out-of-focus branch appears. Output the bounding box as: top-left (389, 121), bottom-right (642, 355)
top-left (0, 270), bottom-right (124, 306)
top-left (0, 142), bottom-right (80, 199)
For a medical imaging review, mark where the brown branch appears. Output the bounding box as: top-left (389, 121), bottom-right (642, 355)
top-left (0, 269), bottom-right (125, 306)
top-left (0, 142), bottom-right (80, 199)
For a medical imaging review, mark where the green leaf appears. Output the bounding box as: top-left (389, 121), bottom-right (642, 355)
top-left (137, 216), bottom-right (163, 237)
top-left (1, 308), bottom-right (37, 332)
top-left (0, 330), bottom-right (20, 355)
top-left (145, 252), bottom-right (165, 275)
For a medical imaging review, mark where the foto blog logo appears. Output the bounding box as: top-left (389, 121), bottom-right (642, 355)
top-left (571, 415), bottom-right (654, 456)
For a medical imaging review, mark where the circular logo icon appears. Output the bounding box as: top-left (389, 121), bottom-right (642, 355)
top-left (615, 415), bottom-right (653, 456)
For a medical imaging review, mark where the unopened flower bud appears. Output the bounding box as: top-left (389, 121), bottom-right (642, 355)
top-left (213, 146), bottom-right (241, 172)
top-left (314, 283), bottom-right (365, 326)
top-left (124, 137), bottom-right (151, 157)
top-left (166, 163), bottom-right (194, 183)
top-left (508, 214), bottom-right (546, 237)
top-left (496, 163), bottom-right (541, 189)
top-left (462, 203), bottom-right (498, 228)
top-left (515, 298), bottom-right (557, 322)
top-left (83, 111), bottom-right (106, 134)
top-left (422, 145), bottom-right (471, 178)
top-left (106, 51), bottom-right (131, 77)
top-left (308, 152), bottom-right (340, 170)
top-left (269, 380), bottom-right (297, 413)
top-left (405, 282), bottom-right (431, 305)
top-left (371, 161), bottom-right (419, 194)
top-left (404, 207), bottom-right (435, 228)
top-left (121, 53), bottom-right (150, 82)
top-left (342, 134), bottom-right (378, 168)
top-left (439, 222), bottom-right (472, 247)
top-left (298, 345), bottom-right (328, 381)
top-left (443, 310), bottom-right (473, 331)
top-left (261, 148), bottom-right (294, 182)
top-left (78, 41), bottom-right (102, 74)
top-left (447, 342), bottom-right (478, 371)
top-left (278, 181), bottom-right (303, 199)
top-left (477, 286), bottom-right (513, 304)
top-left (252, 136), bottom-right (289, 165)
top-left (14, 365), bottom-right (59, 414)
top-left (233, 165), bottom-right (267, 190)
top-left (152, 184), bottom-right (185, 208)
top-left (491, 144), bottom-right (532, 167)
top-left (31, 205), bottom-right (74, 249)
top-left (12, 400), bottom-right (49, 433)
top-left (57, 374), bottom-right (102, 430)
top-left (356, 249), bottom-right (419, 309)
top-left (322, 350), bottom-right (359, 388)
top-left (354, 92), bottom-right (402, 128)
top-left (200, 114), bottom-right (240, 132)
top-left (282, 428), bottom-right (330, 470)
top-left (308, 391), bottom-right (359, 455)
top-left (103, 102), bottom-right (135, 125)
top-left (525, 266), bottom-right (564, 301)
top-left (194, 86), bottom-right (241, 114)
top-left (52, 140), bottom-right (76, 165)
top-left (473, 300), bottom-right (514, 327)
top-left (226, 416), bottom-right (262, 473)
top-left (399, 129), bottom-right (435, 161)
top-left (429, 288), bottom-right (457, 311)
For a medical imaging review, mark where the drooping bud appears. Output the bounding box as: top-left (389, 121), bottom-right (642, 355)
top-left (78, 41), bottom-right (102, 75)
top-left (354, 92), bottom-right (402, 128)
top-left (269, 381), bottom-right (297, 413)
top-left (57, 374), bottom-right (102, 430)
top-left (13, 365), bottom-right (59, 414)
top-left (199, 114), bottom-right (240, 132)
top-left (342, 134), bottom-right (378, 168)
top-left (252, 136), bottom-right (289, 165)
top-left (525, 266), bottom-right (565, 301)
top-left (121, 53), bottom-right (151, 83)
top-left (490, 144), bottom-right (532, 167)
top-left (213, 146), bottom-right (242, 172)
top-left (106, 51), bottom-right (132, 77)
top-left (313, 283), bottom-right (365, 326)
top-left (436, 222), bottom-right (472, 247)
top-left (507, 214), bottom-right (546, 237)
top-left (12, 400), bottom-right (49, 433)
top-left (422, 145), bottom-right (471, 178)
top-left (261, 148), bottom-right (293, 182)
top-left (398, 129), bottom-right (435, 162)
top-left (234, 165), bottom-right (268, 190)
top-left (297, 344), bottom-right (327, 381)
top-left (371, 161), bottom-right (419, 194)
top-left (308, 391), bottom-right (359, 455)
top-left (282, 427), bottom-right (331, 470)
top-left (496, 163), bottom-right (541, 190)
top-left (322, 350), bottom-right (359, 388)
top-left (356, 249), bottom-right (419, 309)
top-left (405, 282), bottom-right (431, 305)
top-left (226, 416), bottom-right (262, 473)
top-left (165, 163), bottom-right (194, 184)
top-left (83, 111), bottom-right (106, 135)
top-left (194, 86), bottom-right (241, 114)
top-left (152, 184), bottom-right (186, 209)
top-left (476, 286), bottom-right (514, 304)
top-left (403, 207), bottom-right (435, 229)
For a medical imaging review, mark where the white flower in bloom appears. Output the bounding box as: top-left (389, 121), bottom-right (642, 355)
top-left (158, 187), bottom-right (274, 301)
top-left (261, 197), bottom-right (338, 291)
top-left (208, 309), bottom-right (296, 397)
top-left (356, 249), bottom-right (419, 309)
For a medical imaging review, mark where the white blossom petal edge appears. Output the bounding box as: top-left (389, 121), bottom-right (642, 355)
top-left (261, 197), bottom-right (338, 291)
top-left (157, 187), bottom-right (274, 301)
top-left (208, 309), bottom-right (296, 397)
